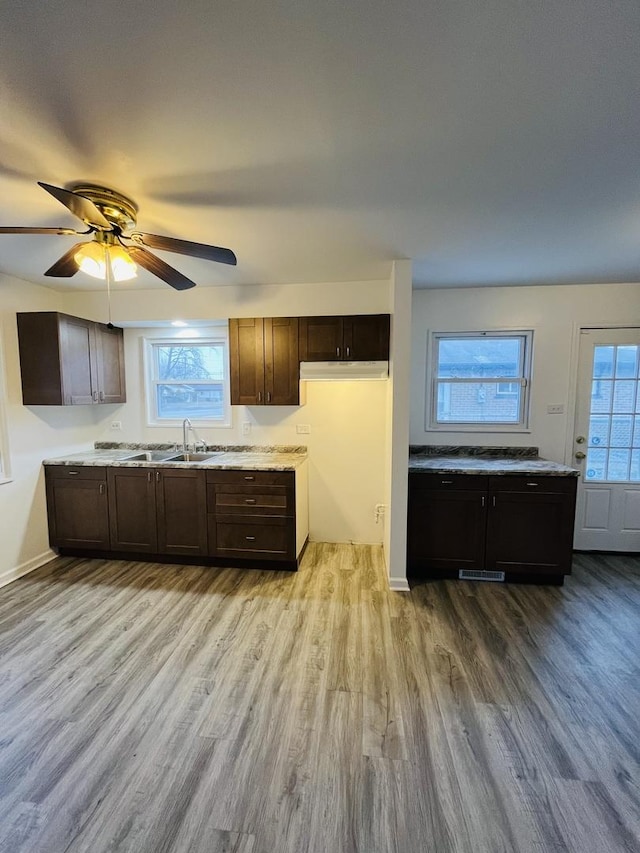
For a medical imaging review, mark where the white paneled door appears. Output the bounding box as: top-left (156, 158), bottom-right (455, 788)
top-left (573, 328), bottom-right (640, 551)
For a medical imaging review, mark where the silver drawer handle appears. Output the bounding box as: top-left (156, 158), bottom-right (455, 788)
top-left (245, 536), bottom-right (256, 541)
top-left (526, 482), bottom-right (539, 487)
top-left (68, 471), bottom-right (79, 475)
top-left (245, 498), bottom-right (256, 504)
top-left (244, 476), bottom-right (255, 481)
top-left (441, 479), bottom-right (453, 484)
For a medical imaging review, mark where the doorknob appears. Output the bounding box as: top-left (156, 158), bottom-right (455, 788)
top-left (575, 451), bottom-right (586, 460)
top-left (575, 436), bottom-right (586, 444)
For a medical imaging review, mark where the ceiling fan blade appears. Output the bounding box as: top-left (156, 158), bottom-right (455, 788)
top-left (0, 226), bottom-right (79, 235)
top-left (126, 245), bottom-right (196, 290)
top-left (38, 182), bottom-right (111, 230)
top-left (129, 232), bottom-right (237, 266)
top-left (43, 242), bottom-right (87, 277)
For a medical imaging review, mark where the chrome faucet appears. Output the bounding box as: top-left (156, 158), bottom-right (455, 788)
top-left (182, 418), bottom-right (192, 452)
top-left (182, 418), bottom-right (205, 453)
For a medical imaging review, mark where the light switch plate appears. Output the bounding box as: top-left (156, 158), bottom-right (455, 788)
top-left (242, 422), bottom-right (251, 435)
top-left (296, 424), bottom-right (311, 434)
top-left (547, 404), bottom-right (565, 414)
top-left (110, 421), bottom-right (122, 431)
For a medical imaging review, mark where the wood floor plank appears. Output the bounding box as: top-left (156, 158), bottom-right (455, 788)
top-left (0, 549), bottom-right (638, 852)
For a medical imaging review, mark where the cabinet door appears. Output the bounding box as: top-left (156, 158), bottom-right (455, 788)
top-left (229, 318), bottom-right (265, 405)
top-left (107, 468), bottom-right (158, 552)
top-left (59, 315), bottom-right (97, 404)
top-left (46, 468), bottom-right (109, 549)
top-left (343, 315), bottom-right (390, 360)
top-left (486, 487), bottom-right (576, 576)
top-left (407, 487), bottom-right (487, 574)
top-left (156, 469), bottom-right (208, 556)
top-left (264, 317), bottom-right (299, 405)
top-left (94, 323), bottom-right (126, 403)
top-left (299, 317), bottom-right (343, 361)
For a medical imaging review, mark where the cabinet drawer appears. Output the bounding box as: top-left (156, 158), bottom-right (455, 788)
top-left (206, 469), bottom-right (294, 488)
top-left (409, 473), bottom-right (488, 491)
top-left (209, 487), bottom-right (289, 516)
top-left (210, 516), bottom-right (293, 560)
top-left (45, 465), bottom-right (107, 480)
top-left (489, 475), bottom-right (577, 494)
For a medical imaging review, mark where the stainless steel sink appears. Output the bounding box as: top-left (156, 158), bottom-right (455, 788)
top-left (165, 452), bottom-right (217, 463)
top-left (118, 450), bottom-right (179, 462)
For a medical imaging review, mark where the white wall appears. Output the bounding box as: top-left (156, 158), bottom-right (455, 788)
top-left (0, 275), bottom-right (119, 585)
top-left (411, 282), bottom-right (640, 462)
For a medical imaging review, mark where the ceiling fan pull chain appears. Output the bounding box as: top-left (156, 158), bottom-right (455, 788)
top-left (105, 245), bottom-right (114, 328)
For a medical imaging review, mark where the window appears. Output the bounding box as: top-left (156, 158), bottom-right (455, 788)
top-left (585, 344), bottom-right (640, 482)
top-left (429, 331), bottom-right (533, 430)
top-left (144, 335), bottom-right (230, 426)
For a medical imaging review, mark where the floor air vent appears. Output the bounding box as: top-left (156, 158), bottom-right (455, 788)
top-left (458, 569), bottom-right (505, 582)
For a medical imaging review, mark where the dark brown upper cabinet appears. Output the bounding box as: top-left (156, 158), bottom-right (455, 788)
top-left (299, 314), bottom-right (390, 361)
top-left (229, 317), bottom-right (300, 406)
top-left (17, 312), bottom-right (126, 406)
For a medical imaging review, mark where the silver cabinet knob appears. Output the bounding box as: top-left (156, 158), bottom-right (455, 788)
top-left (575, 451), bottom-right (586, 460)
top-left (576, 436), bottom-right (586, 444)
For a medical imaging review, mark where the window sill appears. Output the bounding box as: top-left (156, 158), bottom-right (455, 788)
top-left (0, 476), bottom-right (13, 486)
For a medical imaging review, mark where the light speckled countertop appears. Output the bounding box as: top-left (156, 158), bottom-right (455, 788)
top-left (409, 446), bottom-right (579, 477)
top-left (43, 444), bottom-right (308, 472)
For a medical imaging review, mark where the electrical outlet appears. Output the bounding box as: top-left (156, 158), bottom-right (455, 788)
top-left (110, 421), bottom-right (122, 431)
top-left (547, 404), bottom-right (565, 415)
top-left (296, 424), bottom-right (311, 434)
top-left (242, 422), bottom-right (251, 435)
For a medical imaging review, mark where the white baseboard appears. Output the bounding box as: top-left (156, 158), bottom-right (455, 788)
top-left (0, 549), bottom-right (56, 590)
top-left (388, 576), bottom-right (410, 592)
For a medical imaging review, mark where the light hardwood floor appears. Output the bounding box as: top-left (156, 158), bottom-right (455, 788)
top-left (0, 544), bottom-right (638, 852)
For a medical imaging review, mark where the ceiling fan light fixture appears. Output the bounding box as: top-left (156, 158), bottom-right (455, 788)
top-left (74, 241), bottom-right (137, 282)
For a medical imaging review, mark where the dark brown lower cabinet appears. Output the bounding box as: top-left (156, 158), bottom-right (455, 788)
top-left (156, 468), bottom-right (208, 556)
top-left (107, 467), bottom-right (208, 556)
top-left (45, 466), bottom-right (110, 549)
top-left (407, 472), bottom-right (577, 583)
top-left (45, 463), bottom-right (305, 568)
top-left (207, 469), bottom-right (296, 563)
top-left (107, 468), bottom-right (158, 553)
top-left (485, 476), bottom-right (577, 577)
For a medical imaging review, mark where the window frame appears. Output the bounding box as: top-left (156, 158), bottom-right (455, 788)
top-left (427, 330), bottom-right (534, 432)
top-left (143, 333), bottom-right (232, 428)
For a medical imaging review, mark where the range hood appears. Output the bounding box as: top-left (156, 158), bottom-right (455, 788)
top-left (299, 360), bottom-right (389, 380)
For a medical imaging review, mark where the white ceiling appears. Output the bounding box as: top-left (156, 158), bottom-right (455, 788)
top-left (1, 0), bottom-right (639, 291)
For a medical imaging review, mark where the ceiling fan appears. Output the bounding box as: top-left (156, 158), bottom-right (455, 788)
top-left (0, 182), bottom-right (237, 290)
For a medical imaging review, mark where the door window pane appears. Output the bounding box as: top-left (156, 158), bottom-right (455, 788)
top-left (613, 381), bottom-right (636, 412)
top-left (593, 345), bottom-right (615, 379)
top-left (610, 415), bottom-right (634, 447)
top-left (590, 380), bottom-right (612, 413)
top-left (631, 450), bottom-right (640, 481)
top-left (586, 448), bottom-right (608, 480)
top-left (607, 449), bottom-right (631, 481)
top-left (588, 415), bottom-right (609, 446)
top-left (615, 346), bottom-right (639, 378)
